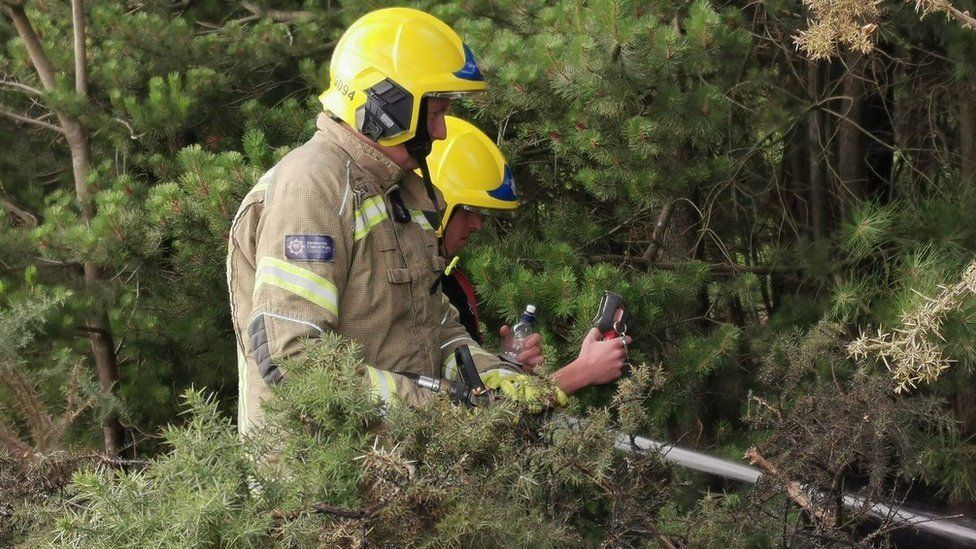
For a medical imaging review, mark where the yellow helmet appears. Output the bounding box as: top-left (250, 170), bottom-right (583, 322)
top-left (424, 116), bottom-right (519, 237)
top-left (319, 8), bottom-right (486, 147)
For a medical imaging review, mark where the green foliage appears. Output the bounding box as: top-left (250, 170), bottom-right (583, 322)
top-left (3, 0), bottom-right (976, 544)
top-left (43, 336), bottom-right (670, 547)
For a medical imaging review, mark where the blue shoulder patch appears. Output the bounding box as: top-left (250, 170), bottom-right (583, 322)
top-left (285, 235), bottom-right (334, 262)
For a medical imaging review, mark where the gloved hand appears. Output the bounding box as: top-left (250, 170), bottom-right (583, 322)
top-left (480, 368), bottom-right (568, 412)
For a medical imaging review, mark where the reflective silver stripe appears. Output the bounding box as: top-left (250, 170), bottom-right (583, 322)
top-left (254, 257), bottom-right (339, 315)
top-left (380, 370), bottom-right (397, 403)
top-left (249, 165), bottom-right (278, 200)
top-left (484, 367), bottom-right (518, 378)
top-left (237, 346), bottom-right (249, 429)
top-left (354, 196), bottom-right (388, 240)
top-left (470, 346), bottom-right (495, 358)
top-left (440, 336), bottom-right (475, 350)
top-left (339, 159), bottom-right (352, 216)
top-left (247, 311), bottom-right (324, 334)
top-left (365, 366), bottom-right (396, 405)
top-left (443, 356), bottom-right (458, 380)
top-left (410, 209), bottom-right (433, 230)
top-left (441, 311), bottom-right (450, 325)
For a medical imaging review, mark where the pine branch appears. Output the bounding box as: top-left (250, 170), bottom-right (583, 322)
top-left (0, 79), bottom-right (43, 96)
top-left (588, 255), bottom-right (803, 275)
top-left (1, 259), bottom-right (84, 274)
top-left (0, 108), bottom-right (64, 134)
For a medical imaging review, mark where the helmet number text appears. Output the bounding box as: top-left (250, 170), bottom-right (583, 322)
top-left (332, 76), bottom-right (355, 101)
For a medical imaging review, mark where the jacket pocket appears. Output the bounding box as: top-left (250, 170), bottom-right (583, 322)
top-left (388, 267), bottom-right (411, 284)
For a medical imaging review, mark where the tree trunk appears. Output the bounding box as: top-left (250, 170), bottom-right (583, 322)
top-left (807, 59), bottom-right (827, 240)
top-left (837, 56), bottom-right (867, 204)
top-left (961, 83), bottom-right (976, 186)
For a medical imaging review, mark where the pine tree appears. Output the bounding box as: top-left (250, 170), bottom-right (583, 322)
top-left (0, 0), bottom-right (335, 453)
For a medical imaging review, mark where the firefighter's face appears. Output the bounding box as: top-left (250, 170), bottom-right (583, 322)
top-left (425, 97), bottom-right (450, 141)
top-left (441, 207), bottom-right (485, 257)
top-left (379, 97), bottom-right (451, 170)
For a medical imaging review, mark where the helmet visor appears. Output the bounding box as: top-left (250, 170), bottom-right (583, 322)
top-left (425, 90), bottom-right (485, 99)
top-left (460, 204), bottom-right (516, 218)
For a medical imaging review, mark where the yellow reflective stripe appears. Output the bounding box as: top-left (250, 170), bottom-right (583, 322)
top-left (470, 346), bottom-right (495, 358)
top-left (247, 166), bottom-right (277, 197)
top-left (248, 181), bottom-right (269, 196)
top-left (409, 209), bottom-right (433, 231)
top-left (380, 370), bottom-right (397, 404)
top-left (354, 196), bottom-right (388, 240)
top-left (365, 366), bottom-right (397, 404)
top-left (441, 342), bottom-right (494, 380)
top-left (254, 257), bottom-right (338, 315)
top-left (237, 346), bottom-right (250, 429)
top-left (366, 366), bottom-right (382, 399)
top-left (443, 355), bottom-right (458, 381)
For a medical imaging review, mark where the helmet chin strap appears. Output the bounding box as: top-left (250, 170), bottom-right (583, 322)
top-left (404, 98), bottom-right (444, 230)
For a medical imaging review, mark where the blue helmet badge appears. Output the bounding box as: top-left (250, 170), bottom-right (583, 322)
top-left (454, 44), bottom-right (485, 82)
top-left (488, 165), bottom-right (517, 201)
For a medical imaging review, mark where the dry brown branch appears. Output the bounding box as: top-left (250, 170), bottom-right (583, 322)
top-left (745, 447), bottom-right (835, 525)
top-left (913, 0), bottom-right (976, 28)
top-left (0, 417), bottom-right (30, 457)
top-left (0, 108), bottom-right (64, 133)
top-left (588, 255), bottom-right (803, 275)
top-left (271, 499), bottom-right (388, 522)
top-left (1, 367), bottom-right (57, 452)
top-left (642, 202), bottom-right (676, 262)
top-left (241, 1), bottom-right (313, 22)
top-left (1, 196), bottom-right (38, 226)
top-left (848, 260), bottom-right (976, 392)
top-left (0, 79), bottom-right (43, 96)
top-left (795, 0), bottom-right (976, 59)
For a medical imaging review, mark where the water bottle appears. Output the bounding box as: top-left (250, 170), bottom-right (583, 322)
top-left (503, 304), bottom-right (537, 364)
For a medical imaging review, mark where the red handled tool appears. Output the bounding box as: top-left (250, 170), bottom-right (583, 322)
top-left (592, 290), bottom-right (628, 340)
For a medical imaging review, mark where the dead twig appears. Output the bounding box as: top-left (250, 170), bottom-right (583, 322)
top-left (745, 447), bottom-right (835, 526)
top-left (271, 499), bottom-right (388, 522)
top-left (588, 255), bottom-right (804, 275)
top-left (641, 201), bottom-right (676, 263)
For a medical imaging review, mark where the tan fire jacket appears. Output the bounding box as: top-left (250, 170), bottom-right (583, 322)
top-left (227, 114), bottom-right (515, 433)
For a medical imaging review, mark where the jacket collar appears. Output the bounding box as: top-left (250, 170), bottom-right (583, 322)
top-left (316, 113), bottom-right (404, 189)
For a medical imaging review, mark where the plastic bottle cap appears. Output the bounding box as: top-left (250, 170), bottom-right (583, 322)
top-left (525, 304), bottom-right (537, 314)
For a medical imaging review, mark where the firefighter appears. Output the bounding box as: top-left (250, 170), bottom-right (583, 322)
top-left (425, 116), bottom-right (631, 392)
top-left (227, 7), bottom-right (548, 433)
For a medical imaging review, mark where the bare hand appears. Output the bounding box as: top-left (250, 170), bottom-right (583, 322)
top-left (500, 324), bottom-right (544, 373)
top-left (576, 328), bottom-right (630, 385)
